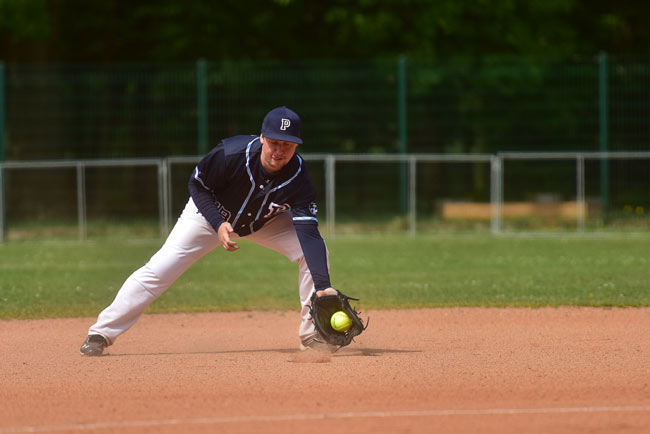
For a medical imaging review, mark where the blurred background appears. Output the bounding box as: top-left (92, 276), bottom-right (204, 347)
top-left (0, 0), bottom-right (648, 239)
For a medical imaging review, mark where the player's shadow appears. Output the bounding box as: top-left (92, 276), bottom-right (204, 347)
top-left (106, 347), bottom-right (419, 357)
top-left (337, 347), bottom-right (419, 357)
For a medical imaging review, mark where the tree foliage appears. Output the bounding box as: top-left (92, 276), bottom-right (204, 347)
top-left (1, 0), bottom-right (649, 62)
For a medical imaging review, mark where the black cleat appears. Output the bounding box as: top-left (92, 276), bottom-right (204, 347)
top-left (80, 335), bottom-right (108, 356)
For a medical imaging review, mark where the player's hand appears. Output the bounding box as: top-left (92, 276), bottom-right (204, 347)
top-left (316, 288), bottom-right (337, 297)
top-left (217, 222), bottom-right (239, 252)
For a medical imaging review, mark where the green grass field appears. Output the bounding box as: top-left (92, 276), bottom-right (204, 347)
top-left (1, 233), bottom-right (649, 319)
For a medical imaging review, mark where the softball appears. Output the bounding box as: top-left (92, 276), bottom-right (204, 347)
top-left (330, 311), bottom-right (352, 332)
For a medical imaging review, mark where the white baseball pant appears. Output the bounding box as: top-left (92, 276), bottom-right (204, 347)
top-left (88, 198), bottom-right (326, 345)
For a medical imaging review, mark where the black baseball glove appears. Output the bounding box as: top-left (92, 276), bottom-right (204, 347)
top-left (309, 289), bottom-right (368, 347)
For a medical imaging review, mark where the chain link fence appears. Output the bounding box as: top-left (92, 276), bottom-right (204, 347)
top-left (2, 55), bottom-right (650, 160)
top-left (1, 152), bottom-right (649, 242)
top-left (0, 56), bottom-right (649, 239)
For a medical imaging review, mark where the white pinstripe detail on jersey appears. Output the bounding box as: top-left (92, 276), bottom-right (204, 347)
top-left (193, 167), bottom-right (211, 191)
top-left (232, 137), bottom-right (259, 228)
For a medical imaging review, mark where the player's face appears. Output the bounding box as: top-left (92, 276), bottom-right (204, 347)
top-left (260, 135), bottom-right (299, 173)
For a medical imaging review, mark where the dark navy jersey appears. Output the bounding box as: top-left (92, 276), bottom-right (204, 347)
top-left (188, 135), bottom-right (331, 289)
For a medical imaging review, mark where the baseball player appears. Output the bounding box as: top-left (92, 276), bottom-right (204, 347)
top-left (80, 107), bottom-right (338, 356)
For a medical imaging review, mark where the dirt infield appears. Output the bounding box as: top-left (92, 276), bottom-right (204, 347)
top-left (2, 308), bottom-right (650, 434)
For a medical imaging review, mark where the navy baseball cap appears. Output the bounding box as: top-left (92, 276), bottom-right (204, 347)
top-left (261, 107), bottom-right (303, 145)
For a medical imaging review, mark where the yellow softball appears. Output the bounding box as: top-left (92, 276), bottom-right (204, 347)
top-left (330, 311), bottom-right (352, 332)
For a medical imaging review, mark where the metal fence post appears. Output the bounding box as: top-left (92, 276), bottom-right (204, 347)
top-left (197, 59), bottom-right (209, 156)
top-left (166, 158), bottom-right (173, 233)
top-left (76, 163), bottom-right (87, 240)
top-left (0, 62), bottom-right (6, 241)
top-left (157, 159), bottom-right (170, 239)
top-left (325, 155), bottom-right (336, 237)
top-left (408, 156), bottom-right (417, 236)
top-left (0, 62), bottom-right (4, 164)
top-left (598, 52), bottom-right (610, 218)
top-left (397, 55), bottom-right (408, 216)
top-left (490, 155), bottom-right (503, 234)
top-left (576, 154), bottom-right (585, 232)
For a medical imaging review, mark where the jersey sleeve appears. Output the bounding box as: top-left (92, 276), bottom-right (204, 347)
top-left (290, 165), bottom-right (331, 290)
top-left (188, 143), bottom-right (228, 232)
top-left (294, 223), bottom-right (331, 290)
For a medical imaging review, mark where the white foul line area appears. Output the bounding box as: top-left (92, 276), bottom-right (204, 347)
top-left (2, 405), bottom-right (650, 433)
